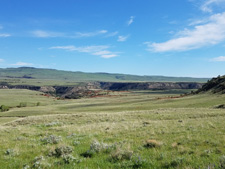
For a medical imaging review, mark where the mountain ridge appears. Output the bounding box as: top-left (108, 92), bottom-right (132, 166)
top-left (0, 67), bottom-right (209, 83)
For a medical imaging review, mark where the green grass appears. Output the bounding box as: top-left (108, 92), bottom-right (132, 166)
top-left (0, 89), bottom-right (68, 108)
top-left (0, 89), bottom-right (224, 168)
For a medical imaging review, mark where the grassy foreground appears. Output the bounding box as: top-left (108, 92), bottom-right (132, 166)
top-left (0, 89), bottom-right (225, 168)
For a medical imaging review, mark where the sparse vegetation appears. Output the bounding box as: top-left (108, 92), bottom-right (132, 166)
top-left (40, 135), bottom-right (62, 144)
top-left (0, 87), bottom-right (225, 168)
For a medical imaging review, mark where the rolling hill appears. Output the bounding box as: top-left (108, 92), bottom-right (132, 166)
top-left (0, 67), bottom-right (209, 84)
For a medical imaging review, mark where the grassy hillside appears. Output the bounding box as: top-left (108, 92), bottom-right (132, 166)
top-left (0, 89), bottom-right (225, 168)
top-left (0, 67), bottom-right (209, 86)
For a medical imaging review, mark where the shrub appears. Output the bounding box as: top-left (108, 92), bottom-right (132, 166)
top-left (144, 140), bottom-right (162, 148)
top-left (36, 102), bottom-right (41, 106)
top-left (5, 149), bottom-right (15, 156)
top-left (40, 135), bottom-right (62, 144)
top-left (81, 150), bottom-right (95, 158)
top-left (215, 104), bottom-right (225, 109)
top-left (132, 155), bottom-right (148, 168)
top-left (61, 154), bottom-right (82, 164)
top-left (219, 155), bottom-right (225, 168)
top-left (19, 102), bottom-right (27, 107)
top-left (49, 146), bottom-right (73, 157)
top-left (163, 157), bottom-right (185, 168)
top-left (90, 140), bottom-right (111, 153)
top-left (0, 105), bottom-right (9, 112)
top-left (73, 140), bottom-right (81, 146)
top-left (45, 122), bottom-right (62, 127)
top-left (81, 140), bottom-right (114, 158)
top-left (110, 148), bottom-right (133, 162)
top-left (32, 156), bottom-right (51, 169)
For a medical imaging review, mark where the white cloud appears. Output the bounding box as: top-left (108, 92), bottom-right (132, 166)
top-left (75, 30), bottom-right (107, 38)
top-left (146, 12), bottom-right (225, 52)
top-left (50, 45), bottom-right (76, 51)
top-left (127, 16), bottom-right (135, 26)
top-left (105, 31), bottom-right (118, 37)
top-left (0, 33), bottom-right (11, 37)
top-left (50, 45), bottom-right (118, 58)
top-left (11, 62), bottom-right (33, 66)
top-left (201, 0), bottom-right (225, 13)
top-left (211, 56), bottom-right (225, 61)
top-left (117, 35), bottom-right (129, 42)
top-left (0, 59), bottom-right (4, 63)
top-left (31, 30), bottom-right (64, 38)
top-left (0, 25), bottom-right (3, 30)
top-left (101, 54), bottom-right (118, 58)
top-left (31, 29), bottom-right (108, 38)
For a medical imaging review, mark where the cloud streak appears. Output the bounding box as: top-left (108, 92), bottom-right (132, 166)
top-left (201, 0), bottom-right (225, 13)
top-left (211, 56), bottom-right (225, 61)
top-left (146, 12), bottom-right (225, 52)
top-left (0, 33), bottom-right (11, 37)
top-left (74, 30), bottom-right (107, 38)
top-left (127, 16), bottom-right (135, 26)
top-left (117, 35), bottom-right (129, 42)
top-left (11, 62), bottom-right (33, 66)
top-left (0, 59), bottom-right (4, 63)
top-left (31, 29), bottom-right (113, 38)
top-left (31, 30), bottom-right (64, 38)
top-left (50, 45), bottom-right (118, 58)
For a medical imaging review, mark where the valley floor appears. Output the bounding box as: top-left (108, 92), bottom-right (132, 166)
top-left (0, 89), bottom-right (225, 168)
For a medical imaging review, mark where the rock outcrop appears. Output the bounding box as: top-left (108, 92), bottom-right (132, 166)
top-left (196, 75), bottom-right (225, 94)
top-left (0, 81), bottom-right (204, 99)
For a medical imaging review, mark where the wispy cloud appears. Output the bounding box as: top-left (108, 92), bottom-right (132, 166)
top-left (0, 59), bottom-right (4, 63)
top-left (31, 29), bottom-right (109, 38)
top-left (201, 0), bottom-right (225, 13)
top-left (50, 45), bottom-right (118, 58)
top-left (127, 16), bottom-right (135, 26)
top-left (75, 30), bottom-right (107, 38)
top-left (210, 56), bottom-right (225, 61)
top-left (105, 31), bottom-right (118, 37)
top-left (31, 30), bottom-right (64, 38)
top-left (117, 35), bottom-right (129, 42)
top-left (146, 12), bottom-right (225, 52)
top-left (0, 25), bottom-right (3, 30)
top-left (11, 62), bottom-right (33, 66)
top-left (0, 33), bottom-right (11, 37)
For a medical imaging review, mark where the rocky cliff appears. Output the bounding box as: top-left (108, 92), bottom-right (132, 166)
top-left (0, 81), bottom-right (204, 99)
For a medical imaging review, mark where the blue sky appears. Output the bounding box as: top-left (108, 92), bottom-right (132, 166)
top-left (0, 0), bottom-right (225, 77)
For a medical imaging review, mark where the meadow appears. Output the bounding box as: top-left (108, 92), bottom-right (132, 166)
top-left (0, 89), bottom-right (225, 168)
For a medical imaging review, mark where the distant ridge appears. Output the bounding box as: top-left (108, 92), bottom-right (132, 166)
top-left (0, 67), bottom-right (209, 83)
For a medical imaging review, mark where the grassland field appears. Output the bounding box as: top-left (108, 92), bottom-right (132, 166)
top-left (0, 88), bottom-right (225, 168)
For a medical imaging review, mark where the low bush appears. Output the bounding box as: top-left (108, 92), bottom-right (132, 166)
top-left (81, 140), bottom-right (114, 158)
top-left (132, 155), bottom-right (148, 168)
top-left (110, 148), bottom-right (133, 162)
top-left (215, 104), bottom-right (225, 109)
top-left (0, 105), bottom-right (9, 112)
top-left (19, 102), bottom-right (27, 107)
top-left (5, 149), bottom-right (15, 156)
top-left (40, 135), bottom-right (62, 144)
top-left (144, 140), bottom-right (162, 148)
top-left (49, 145), bottom-right (73, 157)
top-left (163, 157), bottom-right (185, 168)
top-left (31, 156), bottom-right (51, 169)
top-left (219, 155), bottom-right (225, 168)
